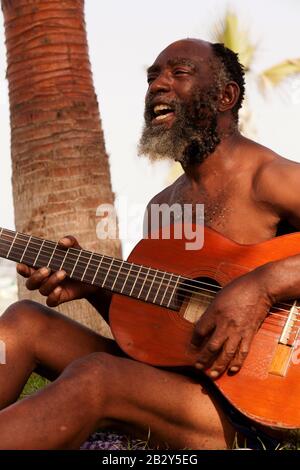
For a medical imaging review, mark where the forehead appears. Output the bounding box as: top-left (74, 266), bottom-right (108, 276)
top-left (151, 40), bottom-right (214, 70)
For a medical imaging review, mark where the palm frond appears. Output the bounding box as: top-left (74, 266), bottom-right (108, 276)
top-left (260, 59), bottom-right (300, 87)
top-left (213, 11), bottom-right (256, 70)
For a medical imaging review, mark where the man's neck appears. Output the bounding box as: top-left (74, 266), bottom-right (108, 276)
top-left (182, 129), bottom-right (243, 184)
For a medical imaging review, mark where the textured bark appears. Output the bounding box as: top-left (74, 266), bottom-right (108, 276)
top-left (1, 0), bottom-right (121, 334)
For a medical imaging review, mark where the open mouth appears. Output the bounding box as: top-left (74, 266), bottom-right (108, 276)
top-left (151, 104), bottom-right (175, 124)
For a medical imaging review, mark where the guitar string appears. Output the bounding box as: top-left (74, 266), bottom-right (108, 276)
top-left (0, 236), bottom-right (299, 322)
top-left (0, 233), bottom-right (299, 319)
top-left (0, 230), bottom-right (298, 312)
top-left (2, 249), bottom-right (300, 335)
top-left (1, 240), bottom-right (299, 335)
top-left (0, 234), bottom-right (299, 322)
top-left (0, 233), bottom-right (258, 296)
top-left (0, 229), bottom-right (285, 297)
top-left (0, 230), bottom-right (229, 293)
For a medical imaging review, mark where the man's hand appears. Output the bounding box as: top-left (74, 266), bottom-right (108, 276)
top-left (17, 236), bottom-right (99, 307)
top-left (192, 268), bottom-right (273, 379)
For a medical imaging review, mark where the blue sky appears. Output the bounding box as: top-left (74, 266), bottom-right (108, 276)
top-left (1, 0), bottom-right (300, 256)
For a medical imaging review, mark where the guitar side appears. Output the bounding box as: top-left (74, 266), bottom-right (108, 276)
top-left (109, 227), bottom-right (300, 430)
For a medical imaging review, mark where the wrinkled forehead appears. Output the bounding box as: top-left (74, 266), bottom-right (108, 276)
top-left (151, 39), bottom-right (215, 71)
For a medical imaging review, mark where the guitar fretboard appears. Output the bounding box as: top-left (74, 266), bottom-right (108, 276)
top-left (0, 228), bottom-right (181, 309)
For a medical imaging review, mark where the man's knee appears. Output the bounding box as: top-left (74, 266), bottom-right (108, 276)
top-left (2, 299), bottom-right (50, 332)
top-left (62, 352), bottom-right (116, 416)
top-left (64, 352), bottom-right (114, 385)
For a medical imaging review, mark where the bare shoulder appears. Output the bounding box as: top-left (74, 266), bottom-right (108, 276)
top-left (145, 174), bottom-right (185, 208)
top-left (252, 143), bottom-right (300, 218)
top-left (143, 174), bottom-right (185, 237)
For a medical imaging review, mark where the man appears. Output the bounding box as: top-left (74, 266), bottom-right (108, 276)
top-left (0, 38), bottom-right (300, 449)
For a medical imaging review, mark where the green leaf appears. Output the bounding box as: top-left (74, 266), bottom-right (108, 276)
top-left (260, 59), bottom-right (300, 86)
top-left (213, 11), bottom-right (256, 69)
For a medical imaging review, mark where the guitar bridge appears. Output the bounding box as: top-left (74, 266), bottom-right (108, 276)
top-left (269, 343), bottom-right (293, 377)
top-left (269, 300), bottom-right (299, 377)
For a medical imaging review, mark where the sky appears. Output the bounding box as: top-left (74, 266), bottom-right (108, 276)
top-left (1, 0), bottom-right (300, 257)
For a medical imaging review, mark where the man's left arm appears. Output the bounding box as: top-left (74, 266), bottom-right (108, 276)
top-left (193, 159), bottom-right (300, 378)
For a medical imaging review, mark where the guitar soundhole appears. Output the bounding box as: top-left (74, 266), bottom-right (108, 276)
top-left (177, 277), bottom-right (220, 323)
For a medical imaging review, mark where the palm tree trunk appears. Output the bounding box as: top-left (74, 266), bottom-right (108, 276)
top-left (1, 0), bottom-right (121, 334)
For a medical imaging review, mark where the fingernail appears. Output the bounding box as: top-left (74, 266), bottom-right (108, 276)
top-left (195, 362), bottom-right (204, 370)
top-left (59, 238), bottom-right (70, 245)
top-left (230, 366), bottom-right (239, 372)
top-left (56, 270), bottom-right (66, 280)
top-left (40, 267), bottom-right (50, 275)
top-left (210, 370), bottom-right (219, 378)
top-left (54, 286), bottom-right (62, 295)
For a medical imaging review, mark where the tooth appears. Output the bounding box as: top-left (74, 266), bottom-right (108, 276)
top-left (154, 104), bottom-right (171, 114)
top-left (156, 114), bottom-right (169, 121)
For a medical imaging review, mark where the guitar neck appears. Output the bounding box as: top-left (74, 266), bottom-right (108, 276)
top-left (0, 228), bottom-right (180, 309)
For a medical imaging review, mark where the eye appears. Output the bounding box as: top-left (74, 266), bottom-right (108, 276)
top-left (173, 69), bottom-right (190, 76)
top-left (147, 75), bottom-right (157, 84)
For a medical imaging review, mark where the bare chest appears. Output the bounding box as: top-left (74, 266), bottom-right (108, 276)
top-left (167, 182), bottom-right (234, 228)
top-left (164, 179), bottom-right (278, 244)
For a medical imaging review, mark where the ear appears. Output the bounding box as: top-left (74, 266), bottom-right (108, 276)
top-left (218, 82), bottom-right (240, 112)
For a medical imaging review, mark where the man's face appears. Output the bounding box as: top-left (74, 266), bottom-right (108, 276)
top-left (138, 40), bottom-right (223, 166)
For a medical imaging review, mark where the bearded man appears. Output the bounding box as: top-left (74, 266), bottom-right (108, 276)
top-left (0, 38), bottom-right (299, 449)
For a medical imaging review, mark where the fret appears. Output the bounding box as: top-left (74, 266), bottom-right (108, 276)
top-left (58, 247), bottom-right (69, 271)
top-left (57, 247), bottom-right (85, 279)
top-left (33, 239), bottom-right (45, 267)
top-left (20, 235), bottom-right (32, 264)
top-left (70, 249), bottom-right (82, 278)
top-left (101, 258), bottom-right (114, 287)
top-left (160, 273), bottom-right (173, 306)
top-left (82, 253), bottom-right (98, 284)
top-left (153, 271), bottom-right (166, 304)
top-left (144, 269), bottom-right (158, 302)
top-left (0, 226), bottom-right (187, 312)
top-left (91, 255), bottom-right (104, 285)
top-left (120, 262), bottom-right (133, 294)
top-left (0, 228), bottom-right (8, 258)
top-left (137, 267), bottom-right (150, 299)
top-left (47, 242), bottom-right (58, 268)
top-left (111, 260), bottom-right (124, 291)
top-left (80, 251), bottom-right (93, 281)
top-left (35, 240), bottom-right (58, 268)
top-left (167, 275), bottom-right (180, 308)
top-left (0, 229), bottom-right (13, 258)
top-left (129, 265), bottom-right (142, 297)
top-left (6, 231), bottom-right (17, 259)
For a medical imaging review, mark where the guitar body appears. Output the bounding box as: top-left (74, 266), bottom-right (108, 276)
top-left (110, 226), bottom-right (300, 430)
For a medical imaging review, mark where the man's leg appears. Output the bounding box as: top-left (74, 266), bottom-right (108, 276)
top-left (0, 300), bottom-right (235, 449)
top-left (0, 352), bottom-right (235, 450)
top-left (0, 299), bottom-right (122, 408)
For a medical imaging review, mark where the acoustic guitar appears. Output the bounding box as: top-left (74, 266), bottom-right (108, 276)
top-left (0, 225), bottom-right (299, 431)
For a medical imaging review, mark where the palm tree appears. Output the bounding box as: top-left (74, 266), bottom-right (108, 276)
top-left (1, 0), bottom-right (121, 334)
top-left (167, 10), bottom-right (300, 183)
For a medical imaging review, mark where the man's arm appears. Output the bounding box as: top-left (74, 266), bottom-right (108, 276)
top-left (253, 157), bottom-right (300, 229)
top-left (194, 157), bottom-right (300, 378)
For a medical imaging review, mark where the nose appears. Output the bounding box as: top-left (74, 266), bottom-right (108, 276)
top-left (148, 70), bottom-right (172, 94)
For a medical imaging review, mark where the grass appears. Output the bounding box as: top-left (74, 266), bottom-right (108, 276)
top-left (278, 430), bottom-right (300, 450)
top-left (19, 373), bottom-right (49, 400)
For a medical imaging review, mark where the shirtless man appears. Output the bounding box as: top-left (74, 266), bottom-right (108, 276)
top-left (0, 38), bottom-right (300, 450)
